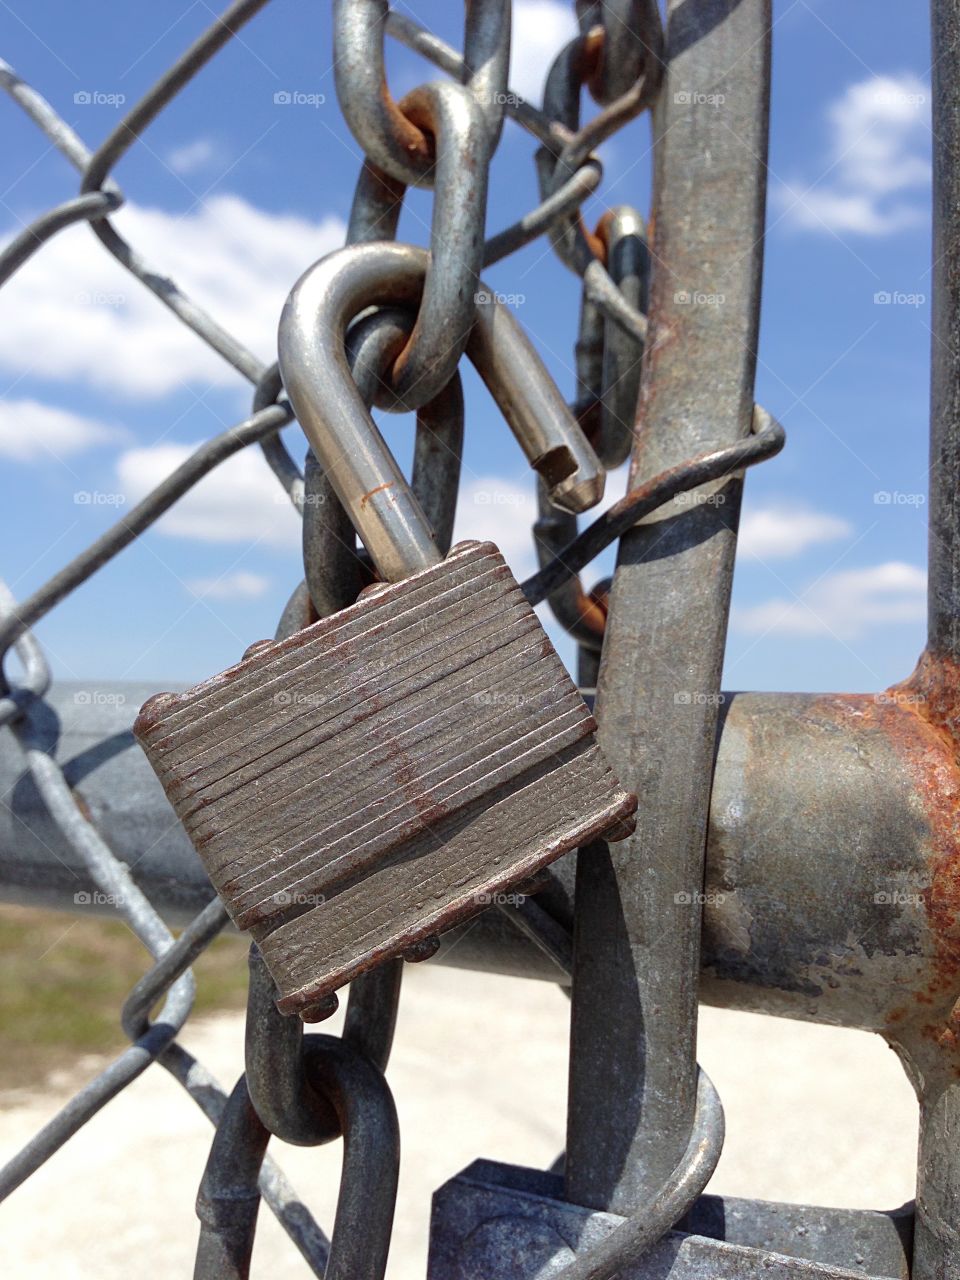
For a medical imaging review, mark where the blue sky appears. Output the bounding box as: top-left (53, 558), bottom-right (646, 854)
top-left (0, 0), bottom-right (936, 695)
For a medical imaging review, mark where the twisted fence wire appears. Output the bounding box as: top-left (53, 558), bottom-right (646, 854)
top-left (0, 1), bottom-right (778, 1269)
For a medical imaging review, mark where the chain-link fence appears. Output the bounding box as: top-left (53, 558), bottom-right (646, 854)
top-left (1, 1), bottom-right (958, 1277)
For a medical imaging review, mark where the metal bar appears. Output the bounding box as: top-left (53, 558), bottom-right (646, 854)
top-left (302, 1036), bottom-right (400, 1280)
top-left (553, 1070), bottom-right (724, 1280)
top-left (523, 408), bottom-right (784, 607)
top-left (9, 676), bottom-right (960, 1027)
top-left (195, 1042), bottom-right (393, 1279)
top-left (430, 1160), bottom-right (913, 1279)
top-left (194, 1076), bottom-right (273, 1280)
top-left (161, 1040), bottom-right (333, 1272)
top-left (598, 205), bottom-right (648, 467)
top-left (904, 3), bottom-right (960, 1273)
top-left (0, 192), bottom-right (120, 287)
top-left (244, 947), bottom-right (341, 1148)
top-left (929, 0), bottom-right (960, 672)
top-left (566, 0), bottom-right (771, 1212)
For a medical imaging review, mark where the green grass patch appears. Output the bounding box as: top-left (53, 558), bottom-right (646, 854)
top-left (0, 904), bottom-right (248, 1095)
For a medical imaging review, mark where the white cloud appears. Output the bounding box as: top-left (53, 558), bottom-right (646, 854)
top-left (0, 194), bottom-right (345, 398)
top-left (450, 481), bottom-right (853, 599)
top-left (450, 462), bottom-right (632, 588)
top-left (510, 0), bottom-right (578, 104)
top-left (113, 447), bottom-right (614, 588)
top-left (186, 570), bottom-right (270, 599)
top-left (776, 73), bottom-right (930, 235)
top-left (733, 561), bottom-right (926, 639)
top-left (117, 441), bottom-right (301, 548)
top-left (117, 451), bottom-right (542, 578)
top-left (453, 474), bottom-right (540, 582)
top-left (0, 398), bottom-right (125, 461)
top-left (737, 504), bottom-right (851, 560)
top-left (167, 138), bottom-right (218, 175)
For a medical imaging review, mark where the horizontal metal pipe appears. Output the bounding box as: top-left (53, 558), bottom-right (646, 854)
top-left (700, 683), bottom-right (960, 1040)
top-left (3, 677), bottom-right (958, 1050)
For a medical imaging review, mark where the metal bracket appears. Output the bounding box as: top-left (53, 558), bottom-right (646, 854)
top-left (428, 1161), bottom-right (912, 1280)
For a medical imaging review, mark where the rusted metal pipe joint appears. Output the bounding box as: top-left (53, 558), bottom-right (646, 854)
top-left (700, 650), bottom-right (960, 1280)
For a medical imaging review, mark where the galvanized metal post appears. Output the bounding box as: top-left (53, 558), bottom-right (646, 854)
top-left (566, 0), bottom-right (771, 1212)
top-left (929, 0), bottom-right (960, 673)
top-left (911, 4), bottom-right (960, 1274)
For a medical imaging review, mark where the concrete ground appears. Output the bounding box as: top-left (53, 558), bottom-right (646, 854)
top-left (0, 963), bottom-right (918, 1278)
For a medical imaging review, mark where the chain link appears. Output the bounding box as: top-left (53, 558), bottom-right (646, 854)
top-left (576, 0), bottom-right (664, 105)
top-left (333, 0), bottom-right (509, 410)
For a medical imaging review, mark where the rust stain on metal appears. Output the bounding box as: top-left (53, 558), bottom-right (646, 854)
top-left (72, 787), bottom-right (94, 825)
top-left (898, 647), bottom-right (960, 747)
top-left (578, 582), bottom-right (609, 637)
top-left (379, 82), bottom-right (434, 165)
top-left (590, 210), bottom-right (617, 270)
top-left (789, 685), bottom-right (960, 1062)
top-left (133, 690), bottom-right (178, 736)
top-left (396, 85), bottom-right (441, 163)
top-left (359, 481), bottom-right (394, 508)
top-left (882, 649), bottom-right (960, 1062)
top-left (389, 745), bottom-right (455, 833)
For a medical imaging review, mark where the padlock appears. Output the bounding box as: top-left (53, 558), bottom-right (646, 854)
top-left (134, 243), bottom-right (637, 1018)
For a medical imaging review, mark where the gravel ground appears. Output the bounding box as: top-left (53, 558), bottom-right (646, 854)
top-left (0, 964), bottom-right (918, 1278)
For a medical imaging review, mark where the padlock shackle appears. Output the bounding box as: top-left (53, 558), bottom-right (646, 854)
top-left (280, 244), bottom-right (440, 581)
top-left (279, 241), bottom-right (604, 582)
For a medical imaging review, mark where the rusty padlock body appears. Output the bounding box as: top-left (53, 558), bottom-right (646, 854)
top-left (135, 244), bottom-right (636, 1017)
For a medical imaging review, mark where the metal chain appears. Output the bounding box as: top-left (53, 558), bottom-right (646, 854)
top-left (333, 0), bottom-right (509, 410)
top-left (0, 1), bottom-right (785, 1275)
